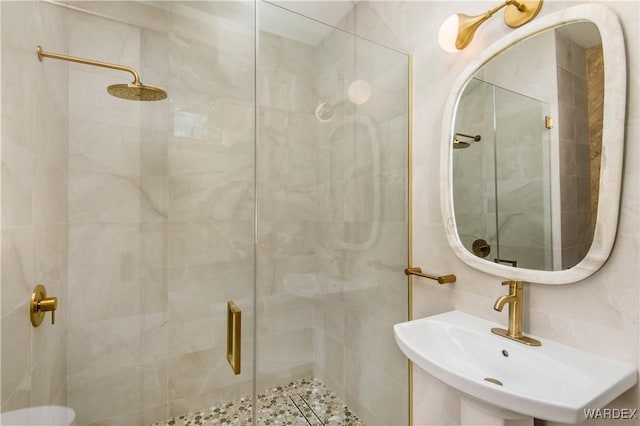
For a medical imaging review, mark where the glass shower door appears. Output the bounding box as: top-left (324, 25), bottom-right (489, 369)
top-left (256, 3), bottom-right (409, 425)
top-left (453, 78), bottom-right (552, 270)
top-left (494, 86), bottom-right (552, 270)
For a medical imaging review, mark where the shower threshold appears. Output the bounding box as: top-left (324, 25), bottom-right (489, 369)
top-left (154, 377), bottom-right (365, 426)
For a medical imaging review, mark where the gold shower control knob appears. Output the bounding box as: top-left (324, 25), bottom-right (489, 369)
top-left (30, 284), bottom-right (58, 327)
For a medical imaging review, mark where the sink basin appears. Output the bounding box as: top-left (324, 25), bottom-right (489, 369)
top-left (394, 311), bottom-right (637, 424)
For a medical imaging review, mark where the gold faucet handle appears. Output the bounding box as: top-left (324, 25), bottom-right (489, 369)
top-left (39, 296), bottom-right (58, 324)
top-left (30, 285), bottom-right (57, 326)
top-left (501, 280), bottom-right (522, 291)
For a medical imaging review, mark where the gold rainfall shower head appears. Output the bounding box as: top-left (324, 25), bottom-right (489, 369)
top-left (36, 46), bottom-right (167, 101)
top-left (453, 132), bottom-right (482, 149)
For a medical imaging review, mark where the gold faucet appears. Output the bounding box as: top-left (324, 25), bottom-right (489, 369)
top-left (491, 280), bottom-right (541, 346)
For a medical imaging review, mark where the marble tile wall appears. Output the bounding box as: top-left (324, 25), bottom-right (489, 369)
top-left (64, 3), bottom-right (257, 425)
top-left (164, 2), bottom-right (255, 420)
top-left (1, 0), bottom-right (69, 413)
top-left (334, 1), bottom-right (640, 425)
top-left (0, 1), bottom-right (256, 425)
top-left (64, 5), bottom-right (168, 425)
top-left (477, 29), bottom-right (556, 271)
top-left (493, 86), bottom-right (551, 270)
top-left (311, 22), bottom-right (409, 426)
top-left (256, 28), bottom-right (317, 393)
top-left (452, 79), bottom-right (498, 263)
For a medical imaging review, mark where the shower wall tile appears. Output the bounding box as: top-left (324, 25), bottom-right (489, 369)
top-left (30, 336), bottom-right (67, 407)
top-left (168, 35), bottom-right (254, 104)
top-left (167, 261), bottom-right (253, 359)
top-left (67, 12), bottom-right (142, 77)
top-left (343, 347), bottom-right (407, 426)
top-left (313, 331), bottom-right (345, 392)
top-left (256, 28), bottom-right (320, 398)
top-left (1, 0), bottom-right (68, 414)
top-left (1, 142), bottom-right (33, 227)
top-left (257, 328), bottom-right (313, 384)
top-left (66, 313), bottom-right (167, 378)
top-left (1, 226), bottom-right (34, 315)
top-left (1, 303), bottom-right (32, 406)
top-left (33, 158), bottom-right (68, 225)
top-left (87, 404), bottom-right (169, 426)
top-left (167, 138), bottom-right (253, 177)
top-left (67, 223), bottom-right (144, 322)
top-left (68, 172), bottom-right (143, 224)
top-left (167, 222), bottom-right (253, 268)
top-left (168, 345), bottom-right (254, 402)
top-left (310, 21), bottom-right (409, 423)
top-left (168, 173), bottom-right (253, 223)
top-left (67, 359), bottom-right (167, 426)
top-left (1, 377), bottom-right (32, 414)
top-left (69, 122), bottom-right (141, 175)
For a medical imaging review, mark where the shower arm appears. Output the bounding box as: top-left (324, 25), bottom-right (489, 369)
top-left (36, 46), bottom-right (141, 85)
top-left (455, 132), bottom-right (482, 142)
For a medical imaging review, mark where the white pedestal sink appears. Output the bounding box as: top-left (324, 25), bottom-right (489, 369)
top-left (394, 311), bottom-right (637, 424)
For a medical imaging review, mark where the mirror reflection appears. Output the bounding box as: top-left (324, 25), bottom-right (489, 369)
top-left (452, 22), bottom-right (603, 271)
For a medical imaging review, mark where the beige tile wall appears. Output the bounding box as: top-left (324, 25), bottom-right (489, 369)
top-left (1, 0), bottom-right (69, 413)
top-left (311, 20), bottom-right (409, 425)
top-left (256, 29), bottom-right (317, 392)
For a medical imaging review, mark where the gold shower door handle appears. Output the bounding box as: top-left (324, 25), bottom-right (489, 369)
top-left (227, 301), bottom-right (241, 375)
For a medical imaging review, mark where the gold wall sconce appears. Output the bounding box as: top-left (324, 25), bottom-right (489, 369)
top-left (438, 0), bottom-right (543, 52)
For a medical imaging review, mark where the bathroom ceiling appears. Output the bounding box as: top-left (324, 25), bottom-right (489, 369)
top-left (145, 1), bottom-right (356, 47)
top-left (263, 1), bottom-right (356, 45)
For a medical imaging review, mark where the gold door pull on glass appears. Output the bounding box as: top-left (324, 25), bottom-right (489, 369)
top-left (30, 284), bottom-right (57, 327)
top-left (227, 301), bottom-right (241, 375)
top-left (404, 267), bottom-right (456, 284)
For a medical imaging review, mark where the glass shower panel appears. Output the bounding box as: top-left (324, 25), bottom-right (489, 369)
top-left (453, 78), bottom-right (499, 261)
top-left (257, 3), bottom-right (409, 425)
top-left (494, 86), bottom-right (552, 270)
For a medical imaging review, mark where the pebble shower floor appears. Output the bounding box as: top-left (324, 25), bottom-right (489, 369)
top-left (153, 377), bottom-right (365, 426)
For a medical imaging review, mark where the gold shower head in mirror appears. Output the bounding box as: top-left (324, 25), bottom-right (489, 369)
top-left (36, 45), bottom-right (167, 101)
top-left (453, 132), bottom-right (481, 149)
top-left (439, 0), bottom-right (543, 52)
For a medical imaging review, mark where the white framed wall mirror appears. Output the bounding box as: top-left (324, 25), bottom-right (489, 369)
top-left (440, 4), bottom-right (626, 285)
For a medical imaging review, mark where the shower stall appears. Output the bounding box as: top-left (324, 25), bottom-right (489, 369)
top-left (452, 77), bottom-right (552, 271)
top-left (0, 1), bottom-right (409, 425)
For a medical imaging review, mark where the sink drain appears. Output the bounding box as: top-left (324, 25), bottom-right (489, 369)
top-left (484, 377), bottom-right (503, 386)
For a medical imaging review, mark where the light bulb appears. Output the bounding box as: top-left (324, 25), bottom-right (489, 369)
top-left (438, 14), bottom-right (461, 53)
top-left (347, 80), bottom-right (371, 105)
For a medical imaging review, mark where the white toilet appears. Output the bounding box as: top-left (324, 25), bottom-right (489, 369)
top-left (0, 405), bottom-right (75, 426)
